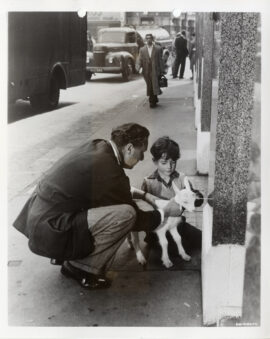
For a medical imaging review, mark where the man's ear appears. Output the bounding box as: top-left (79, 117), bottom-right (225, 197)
top-left (125, 143), bottom-right (134, 153)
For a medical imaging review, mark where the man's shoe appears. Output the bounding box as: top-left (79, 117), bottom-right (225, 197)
top-left (61, 262), bottom-right (111, 289)
top-left (150, 103), bottom-right (156, 108)
top-left (50, 258), bottom-right (64, 265)
top-left (172, 76), bottom-right (177, 79)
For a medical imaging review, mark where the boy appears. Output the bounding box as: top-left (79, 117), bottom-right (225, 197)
top-left (141, 136), bottom-right (203, 251)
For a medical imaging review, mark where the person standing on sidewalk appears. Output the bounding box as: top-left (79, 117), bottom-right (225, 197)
top-left (189, 33), bottom-right (196, 80)
top-left (137, 33), bottom-right (164, 108)
top-left (170, 32), bottom-right (180, 76)
top-left (172, 30), bottom-right (189, 79)
top-left (13, 123), bottom-right (182, 290)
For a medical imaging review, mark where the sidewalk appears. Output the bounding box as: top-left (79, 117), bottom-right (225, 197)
top-left (8, 74), bottom-right (208, 326)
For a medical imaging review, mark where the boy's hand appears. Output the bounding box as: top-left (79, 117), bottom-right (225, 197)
top-left (163, 199), bottom-right (182, 217)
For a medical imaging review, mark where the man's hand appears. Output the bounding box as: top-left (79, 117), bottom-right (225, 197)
top-left (130, 186), bottom-right (144, 199)
top-left (163, 198), bottom-right (182, 217)
top-left (135, 64), bottom-right (142, 74)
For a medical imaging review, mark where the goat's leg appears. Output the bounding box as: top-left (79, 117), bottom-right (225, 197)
top-left (156, 229), bottom-right (173, 268)
top-left (169, 227), bottom-right (191, 261)
top-left (126, 233), bottom-right (134, 249)
top-left (131, 232), bottom-right (147, 265)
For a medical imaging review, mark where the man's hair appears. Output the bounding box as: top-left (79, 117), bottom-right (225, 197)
top-left (150, 136), bottom-right (180, 161)
top-left (181, 30), bottom-right (186, 36)
top-left (111, 123), bottom-right (150, 148)
top-left (145, 33), bottom-right (154, 39)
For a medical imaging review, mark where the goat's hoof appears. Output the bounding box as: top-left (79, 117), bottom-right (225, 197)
top-left (163, 259), bottom-right (173, 268)
top-left (136, 251), bottom-right (147, 265)
top-left (182, 254), bottom-right (191, 261)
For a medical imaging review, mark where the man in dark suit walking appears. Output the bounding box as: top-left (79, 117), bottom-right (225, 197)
top-left (173, 30), bottom-right (189, 79)
top-left (137, 34), bottom-right (164, 108)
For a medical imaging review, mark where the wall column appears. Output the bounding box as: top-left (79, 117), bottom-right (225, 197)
top-left (202, 12), bottom-right (258, 325)
top-left (194, 13), bottom-right (203, 128)
top-left (196, 13), bottom-right (214, 174)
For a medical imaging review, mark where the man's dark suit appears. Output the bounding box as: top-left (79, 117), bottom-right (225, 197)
top-left (173, 35), bottom-right (189, 78)
top-left (13, 139), bottom-right (161, 261)
top-left (138, 44), bottom-right (164, 106)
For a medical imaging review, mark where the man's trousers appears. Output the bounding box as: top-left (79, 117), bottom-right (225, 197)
top-left (70, 204), bottom-right (136, 275)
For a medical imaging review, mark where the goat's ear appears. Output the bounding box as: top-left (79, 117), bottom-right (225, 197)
top-left (172, 181), bottom-right (181, 194)
top-left (184, 176), bottom-right (191, 191)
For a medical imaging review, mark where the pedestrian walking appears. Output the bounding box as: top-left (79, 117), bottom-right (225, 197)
top-left (137, 33), bottom-right (164, 108)
top-left (172, 30), bottom-right (189, 79)
top-left (13, 123), bottom-right (183, 290)
top-left (189, 33), bottom-right (196, 80)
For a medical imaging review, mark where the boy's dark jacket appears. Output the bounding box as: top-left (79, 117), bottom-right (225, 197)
top-left (13, 139), bottom-right (161, 261)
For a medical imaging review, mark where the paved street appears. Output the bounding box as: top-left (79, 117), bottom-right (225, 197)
top-left (8, 66), bottom-right (209, 327)
top-left (8, 73), bottom-right (145, 200)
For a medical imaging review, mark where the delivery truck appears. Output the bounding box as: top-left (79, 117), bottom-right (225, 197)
top-left (8, 12), bottom-right (87, 111)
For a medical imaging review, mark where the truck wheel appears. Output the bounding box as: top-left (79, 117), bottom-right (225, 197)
top-left (122, 59), bottom-right (133, 81)
top-left (47, 77), bottom-right (60, 109)
top-left (30, 77), bottom-right (60, 111)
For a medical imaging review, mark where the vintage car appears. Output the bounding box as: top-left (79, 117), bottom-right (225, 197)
top-left (86, 27), bottom-right (144, 81)
top-left (136, 26), bottom-right (173, 51)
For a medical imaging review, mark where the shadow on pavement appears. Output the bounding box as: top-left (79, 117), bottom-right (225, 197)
top-left (87, 74), bottom-right (141, 84)
top-left (8, 101), bottom-right (76, 124)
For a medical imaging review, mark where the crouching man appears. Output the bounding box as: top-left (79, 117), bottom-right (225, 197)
top-left (13, 123), bottom-right (182, 290)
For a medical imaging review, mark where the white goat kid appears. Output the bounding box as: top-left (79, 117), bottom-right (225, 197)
top-left (130, 177), bottom-right (198, 268)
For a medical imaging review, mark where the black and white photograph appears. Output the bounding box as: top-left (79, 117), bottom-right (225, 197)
top-left (1, 1), bottom-right (270, 338)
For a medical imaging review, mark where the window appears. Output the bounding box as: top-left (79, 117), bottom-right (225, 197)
top-left (98, 31), bottom-right (126, 43)
top-left (127, 32), bottom-right (136, 43)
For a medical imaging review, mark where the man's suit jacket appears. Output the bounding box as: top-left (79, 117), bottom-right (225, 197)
top-left (175, 35), bottom-right (189, 57)
top-left (13, 140), bottom-right (161, 260)
top-left (138, 44), bottom-right (164, 96)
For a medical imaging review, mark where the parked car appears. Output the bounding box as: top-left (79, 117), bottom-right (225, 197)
top-left (136, 26), bottom-right (173, 51)
top-left (86, 27), bottom-right (144, 81)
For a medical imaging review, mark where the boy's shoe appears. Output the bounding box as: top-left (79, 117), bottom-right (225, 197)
top-left (61, 261), bottom-right (111, 289)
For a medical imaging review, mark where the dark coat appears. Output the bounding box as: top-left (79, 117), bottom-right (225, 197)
top-left (175, 35), bottom-right (189, 57)
top-left (138, 44), bottom-right (164, 96)
top-left (189, 39), bottom-right (196, 70)
top-left (13, 140), bottom-right (161, 260)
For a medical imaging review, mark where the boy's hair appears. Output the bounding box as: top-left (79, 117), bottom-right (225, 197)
top-left (150, 136), bottom-right (180, 161)
top-left (111, 123), bottom-right (149, 148)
